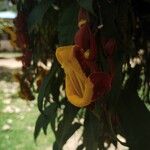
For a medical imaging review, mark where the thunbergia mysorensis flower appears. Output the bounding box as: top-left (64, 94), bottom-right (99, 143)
top-left (56, 8), bottom-right (114, 107)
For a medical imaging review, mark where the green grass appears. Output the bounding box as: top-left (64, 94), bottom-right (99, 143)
top-left (0, 79), bottom-right (55, 150)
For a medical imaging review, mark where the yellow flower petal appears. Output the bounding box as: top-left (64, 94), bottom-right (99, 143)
top-left (56, 45), bottom-right (94, 107)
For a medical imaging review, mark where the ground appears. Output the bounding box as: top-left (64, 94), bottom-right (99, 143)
top-left (0, 54), bottom-right (54, 150)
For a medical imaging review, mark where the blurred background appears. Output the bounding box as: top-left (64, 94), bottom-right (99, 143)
top-left (0, 1), bottom-right (54, 149)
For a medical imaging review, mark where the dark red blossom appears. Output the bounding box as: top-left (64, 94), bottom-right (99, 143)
top-left (73, 46), bottom-right (99, 76)
top-left (101, 38), bottom-right (117, 56)
top-left (101, 38), bottom-right (117, 77)
top-left (89, 72), bottom-right (112, 100)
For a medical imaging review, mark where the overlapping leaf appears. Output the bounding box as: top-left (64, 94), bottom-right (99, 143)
top-left (58, 0), bottom-right (79, 45)
top-left (27, 0), bottom-right (54, 32)
top-left (53, 102), bottom-right (80, 149)
top-left (77, 0), bottom-right (95, 15)
top-left (38, 61), bottom-right (59, 112)
top-left (34, 103), bottom-right (57, 140)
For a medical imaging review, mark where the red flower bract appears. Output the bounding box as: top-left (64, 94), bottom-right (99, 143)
top-left (56, 8), bottom-right (116, 107)
top-left (73, 46), bottom-right (99, 76)
top-left (89, 72), bottom-right (112, 100)
top-left (101, 38), bottom-right (117, 56)
top-left (74, 24), bottom-right (97, 60)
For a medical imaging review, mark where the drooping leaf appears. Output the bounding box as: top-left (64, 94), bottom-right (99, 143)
top-left (54, 102), bottom-right (80, 149)
top-left (38, 62), bottom-right (59, 112)
top-left (27, 0), bottom-right (54, 32)
top-left (34, 114), bottom-right (45, 140)
top-left (53, 125), bottom-right (81, 150)
top-left (34, 103), bottom-right (57, 140)
top-left (62, 122), bottom-right (81, 144)
top-left (58, 0), bottom-right (79, 45)
top-left (50, 68), bottom-right (64, 101)
top-left (77, 0), bottom-right (95, 15)
top-left (82, 110), bottom-right (101, 150)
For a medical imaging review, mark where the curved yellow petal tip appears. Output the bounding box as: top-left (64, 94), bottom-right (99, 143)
top-left (56, 45), bottom-right (74, 65)
top-left (56, 45), bottom-right (95, 108)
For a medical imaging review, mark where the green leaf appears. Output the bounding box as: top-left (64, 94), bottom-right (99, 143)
top-left (34, 103), bottom-right (57, 140)
top-left (66, 123), bottom-right (81, 142)
top-left (50, 69), bottom-right (64, 101)
top-left (54, 102), bottom-right (80, 149)
top-left (54, 123), bottom-right (81, 150)
top-left (82, 110), bottom-right (101, 150)
top-left (27, 0), bottom-right (54, 32)
top-left (58, 1), bottom-right (79, 45)
top-left (77, 0), bottom-right (95, 15)
top-left (34, 115), bottom-right (44, 140)
top-left (38, 62), bottom-right (58, 112)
